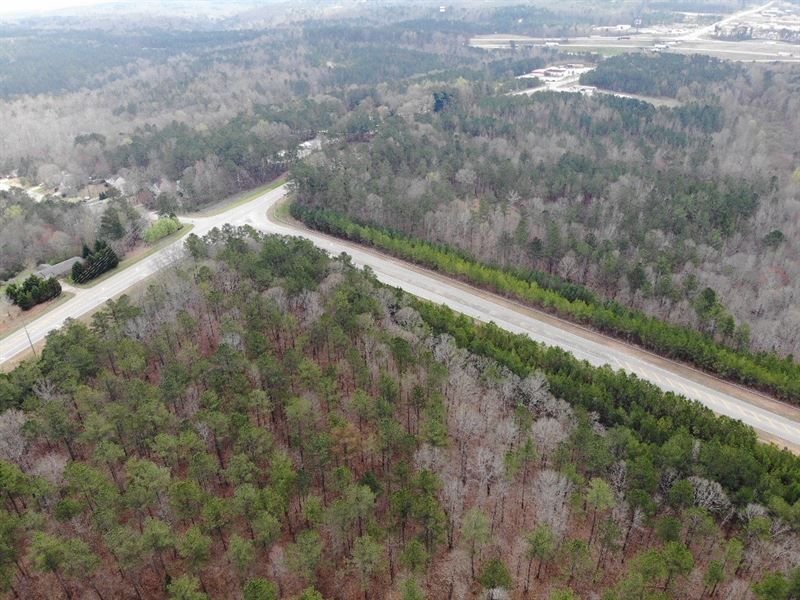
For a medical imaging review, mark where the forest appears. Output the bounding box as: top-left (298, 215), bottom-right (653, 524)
top-left (0, 189), bottom-right (98, 282)
top-left (1, 6), bottom-right (800, 598)
top-left (0, 228), bottom-right (798, 600)
top-left (6, 10), bottom-right (796, 363)
top-left (580, 54), bottom-right (742, 98)
top-left (0, 12), bottom-right (555, 280)
top-left (0, 29), bottom-right (267, 99)
top-left (289, 61), bottom-right (800, 357)
top-left (290, 205), bottom-right (800, 406)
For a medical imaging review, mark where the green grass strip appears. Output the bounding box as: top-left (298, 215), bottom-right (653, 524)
top-left (292, 204), bottom-right (800, 406)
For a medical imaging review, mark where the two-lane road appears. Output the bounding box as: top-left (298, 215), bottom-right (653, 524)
top-left (2, 184), bottom-right (799, 447)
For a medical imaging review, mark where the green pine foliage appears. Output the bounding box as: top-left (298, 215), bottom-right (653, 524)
top-left (4, 274), bottom-right (62, 310)
top-left (0, 229), bottom-right (797, 600)
top-left (71, 240), bottom-right (119, 283)
top-left (292, 205), bottom-right (800, 406)
top-left (413, 298), bottom-right (800, 505)
top-left (580, 53), bottom-right (742, 98)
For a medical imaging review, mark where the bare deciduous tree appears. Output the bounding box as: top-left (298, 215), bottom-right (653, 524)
top-left (531, 417), bottom-right (568, 466)
top-left (689, 476), bottom-right (732, 517)
top-left (533, 469), bottom-right (572, 538)
top-left (31, 453), bottom-right (68, 486)
top-left (0, 409), bottom-right (29, 466)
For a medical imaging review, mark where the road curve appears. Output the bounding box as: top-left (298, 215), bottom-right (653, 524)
top-left (2, 184), bottom-right (799, 447)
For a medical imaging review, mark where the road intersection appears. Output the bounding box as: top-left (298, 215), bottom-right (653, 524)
top-left (471, 1), bottom-right (800, 63)
top-left (2, 184), bottom-right (799, 447)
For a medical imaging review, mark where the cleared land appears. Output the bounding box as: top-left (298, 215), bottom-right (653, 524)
top-left (472, 2), bottom-right (800, 62)
top-left (472, 34), bottom-right (800, 62)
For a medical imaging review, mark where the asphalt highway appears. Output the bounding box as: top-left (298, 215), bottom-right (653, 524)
top-left (2, 185), bottom-right (799, 447)
top-left (470, 1), bottom-right (800, 63)
top-left (681, 0), bottom-right (775, 41)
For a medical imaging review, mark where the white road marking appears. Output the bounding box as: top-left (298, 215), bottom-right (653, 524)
top-left (2, 184), bottom-right (799, 446)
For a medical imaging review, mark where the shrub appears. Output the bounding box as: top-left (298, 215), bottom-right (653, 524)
top-left (5, 274), bottom-right (62, 310)
top-left (762, 229), bottom-right (786, 249)
top-left (143, 216), bottom-right (182, 244)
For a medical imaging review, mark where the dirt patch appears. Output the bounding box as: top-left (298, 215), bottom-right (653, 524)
top-left (0, 291), bottom-right (75, 340)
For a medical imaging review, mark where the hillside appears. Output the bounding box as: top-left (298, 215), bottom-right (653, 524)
top-left (290, 54), bottom-right (800, 374)
top-left (4, 17), bottom-right (799, 364)
top-left (0, 229), bottom-right (798, 600)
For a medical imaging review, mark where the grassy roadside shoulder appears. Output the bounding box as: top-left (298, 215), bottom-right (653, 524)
top-left (188, 175), bottom-right (287, 218)
top-left (1, 261), bottom-right (176, 372)
top-left (73, 175), bottom-right (286, 289)
top-left (273, 193), bottom-right (293, 221)
top-left (0, 291), bottom-right (76, 342)
top-left (3, 177), bottom-right (284, 347)
top-left (70, 224), bottom-right (194, 289)
top-left (291, 204), bottom-right (800, 407)
top-left (411, 294), bottom-right (800, 502)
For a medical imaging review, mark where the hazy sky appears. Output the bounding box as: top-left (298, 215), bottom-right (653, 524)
top-left (0, 0), bottom-right (110, 15)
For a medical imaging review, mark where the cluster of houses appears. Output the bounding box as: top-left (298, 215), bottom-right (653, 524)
top-left (0, 171), bottom-right (164, 207)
